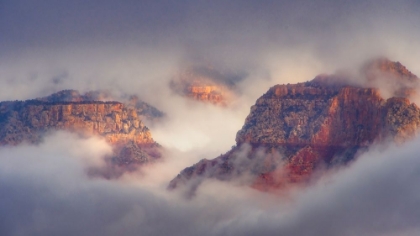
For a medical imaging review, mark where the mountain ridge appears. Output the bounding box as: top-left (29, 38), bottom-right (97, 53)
top-left (0, 90), bottom-right (163, 175)
top-left (169, 58), bottom-right (420, 192)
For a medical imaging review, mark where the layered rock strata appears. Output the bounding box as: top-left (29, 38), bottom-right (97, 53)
top-left (0, 96), bottom-right (161, 170)
top-left (37, 89), bottom-right (164, 122)
top-left (170, 58), bottom-right (420, 191)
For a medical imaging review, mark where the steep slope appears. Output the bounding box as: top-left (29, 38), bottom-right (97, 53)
top-left (0, 91), bottom-right (162, 172)
top-left (169, 58), bottom-right (420, 191)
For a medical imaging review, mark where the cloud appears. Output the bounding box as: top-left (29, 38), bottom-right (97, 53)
top-left (1, 131), bottom-right (420, 236)
top-left (2, 0), bottom-right (420, 95)
top-left (1, 0), bottom-right (420, 112)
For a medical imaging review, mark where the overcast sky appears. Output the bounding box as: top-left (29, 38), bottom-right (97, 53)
top-left (0, 0), bottom-right (419, 104)
top-left (2, 0), bottom-right (420, 66)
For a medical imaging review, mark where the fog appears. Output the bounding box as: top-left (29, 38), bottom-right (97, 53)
top-left (2, 0), bottom-right (420, 101)
top-left (2, 131), bottom-right (420, 236)
top-left (1, 0), bottom-right (420, 235)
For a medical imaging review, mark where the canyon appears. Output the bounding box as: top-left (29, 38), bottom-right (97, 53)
top-left (2, 58), bottom-right (419, 191)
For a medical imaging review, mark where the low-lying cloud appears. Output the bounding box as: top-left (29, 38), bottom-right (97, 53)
top-left (1, 131), bottom-right (420, 236)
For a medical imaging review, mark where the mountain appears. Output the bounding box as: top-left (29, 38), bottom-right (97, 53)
top-left (169, 58), bottom-right (420, 191)
top-left (169, 66), bottom-right (242, 106)
top-left (0, 90), bottom-right (163, 175)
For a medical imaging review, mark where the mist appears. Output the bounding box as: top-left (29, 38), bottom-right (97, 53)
top-left (2, 0), bottom-right (420, 99)
top-left (2, 130), bottom-right (420, 236)
top-left (2, 0), bottom-right (420, 235)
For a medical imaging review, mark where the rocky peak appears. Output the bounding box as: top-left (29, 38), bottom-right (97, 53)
top-left (170, 66), bottom-right (241, 106)
top-left (360, 57), bottom-right (419, 99)
top-left (169, 58), bottom-right (420, 192)
top-left (0, 91), bottom-right (163, 175)
top-left (37, 89), bottom-right (112, 102)
top-left (362, 57), bottom-right (418, 82)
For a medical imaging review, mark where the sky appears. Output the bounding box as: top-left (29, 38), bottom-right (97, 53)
top-left (2, 0), bottom-right (420, 100)
top-left (1, 0), bottom-right (420, 235)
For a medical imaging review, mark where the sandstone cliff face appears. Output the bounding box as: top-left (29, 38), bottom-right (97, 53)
top-left (170, 66), bottom-right (241, 106)
top-left (38, 89), bottom-right (164, 122)
top-left (169, 58), bottom-right (420, 191)
top-left (184, 85), bottom-right (226, 105)
top-left (0, 93), bottom-right (162, 169)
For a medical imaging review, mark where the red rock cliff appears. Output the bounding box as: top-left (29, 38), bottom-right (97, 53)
top-left (170, 66), bottom-right (241, 106)
top-left (37, 89), bottom-right (164, 122)
top-left (169, 58), bottom-right (420, 191)
top-left (0, 95), bottom-right (162, 169)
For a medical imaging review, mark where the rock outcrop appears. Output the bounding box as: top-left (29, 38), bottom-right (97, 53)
top-left (37, 90), bottom-right (164, 122)
top-left (170, 66), bottom-right (241, 106)
top-left (169, 58), bottom-right (420, 191)
top-left (0, 91), bottom-right (162, 172)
